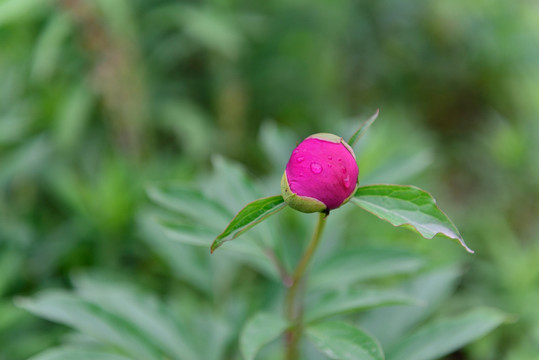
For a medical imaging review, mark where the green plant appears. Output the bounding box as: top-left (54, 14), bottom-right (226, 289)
top-left (207, 114), bottom-right (501, 360)
top-left (18, 116), bottom-right (506, 360)
top-left (3, 1), bottom-right (538, 359)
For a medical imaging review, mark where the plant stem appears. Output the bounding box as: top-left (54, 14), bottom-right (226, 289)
top-left (284, 211), bottom-right (328, 360)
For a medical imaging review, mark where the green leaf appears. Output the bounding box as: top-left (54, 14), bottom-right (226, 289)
top-left (179, 6), bottom-right (243, 59)
top-left (0, 250), bottom-right (23, 297)
top-left (155, 220), bottom-right (217, 247)
top-left (28, 347), bottom-right (133, 360)
top-left (240, 312), bottom-right (289, 360)
top-left (73, 274), bottom-right (201, 360)
top-left (0, 136), bottom-right (51, 186)
top-left (309, 248), bottom-right (424, 290)
top-left (306, 321), bottom-right (384, 360)
top-left (305, 288), bottom-right (419, 324)
top-left (204, 156), bottom-right (280, 250)
top-left (17, 291), bottom-right (161, 360)
top-left (359, 265), bottom-right (462, 347)
top-left (0, 0), bottom-right (52, 26)
top-left (360, 151), bottom-right (433, 185)
top-left (348, 109), bottom-right (379, 147)
top-left (210, 196), bottom-right (286, 253)
top-left (31, 12), bottom-right (72, 83)
top-left (387, 308), bottom-right (507, 360)
top-left (205, 155), bottom-right (264, 211)
top-left (351, 185), bottom-right (474, 253)
top-left (153, 218), bottom-right (279, 279)
top-left (147, 184), bottom-right (231, 228)
top-left (138, 213), bottom-right (213, 294)
top-left (140, 212), bottom-right (280, 288)
top-left (0, 300), bottom-right (27, 333)
top-left (259, 121), bottom-right (297, 169)
top-left (53, 82), bottom-right (94, 150)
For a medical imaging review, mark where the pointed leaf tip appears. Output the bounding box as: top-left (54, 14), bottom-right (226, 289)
top-left (210, 195), bottom-right (286, 253)
top-left (351, 184), bottom-right (474, 253)
top-left (348, 109), bottom-right (379, 147)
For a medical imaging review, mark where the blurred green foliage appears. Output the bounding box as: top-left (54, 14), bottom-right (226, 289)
top-left (1, 0), bottom-right (538, 359)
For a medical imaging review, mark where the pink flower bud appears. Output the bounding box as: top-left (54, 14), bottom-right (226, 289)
top-left (281, 133), bottom-right (359, 213)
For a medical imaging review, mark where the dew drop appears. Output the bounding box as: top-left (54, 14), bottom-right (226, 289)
top-left (293, 149), bottom-right (299, 154)
top-left (341, 166), bottom-right (347, 174)
top-left (310, 162), bottom-right (322, 174)
top-left (343, 175), bottom-right (351, 188)
top-left (338, 158), bottom-right (342, 162)
top-left (327, 155), bottom-right (333, 160)
top-left (296, 156), bottom-right (305, 163)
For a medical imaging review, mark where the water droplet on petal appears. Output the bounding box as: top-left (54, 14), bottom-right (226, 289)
top-left (296, 156), bottom-right (305, 163)
top-left (338, 158), bottom-right (342, 162)
top-left (293, 149), bottom-right (299, 154)
top-left (341, 166), bottom-right (347, 174)
top-left (310, 162), bottom-right (322, 174)
top-left (327, 155), bottom-right (333, 160)
top-left (343, 175), bottom-right (351, 188)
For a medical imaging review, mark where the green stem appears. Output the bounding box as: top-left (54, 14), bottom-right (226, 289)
top-left (284, 211), bottom-right (328, 360)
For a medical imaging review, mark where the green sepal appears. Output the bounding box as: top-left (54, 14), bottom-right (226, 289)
top-left (281, 172), bottom-right (326, 213)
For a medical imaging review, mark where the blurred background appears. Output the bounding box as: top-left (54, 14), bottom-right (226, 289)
top-left (1, 0), bottom-right (538, 359)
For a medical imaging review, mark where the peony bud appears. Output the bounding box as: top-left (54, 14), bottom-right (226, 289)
top-left (281, 133), bottom-right (359, 213)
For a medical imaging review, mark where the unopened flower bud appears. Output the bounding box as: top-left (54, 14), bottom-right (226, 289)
top-left (281, 133), bottom-right (359, 213)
